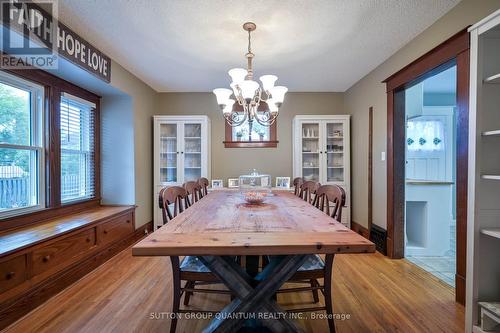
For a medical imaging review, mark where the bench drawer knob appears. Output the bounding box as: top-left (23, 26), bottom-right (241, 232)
top-left (5, 271), bottom-right (15, 280)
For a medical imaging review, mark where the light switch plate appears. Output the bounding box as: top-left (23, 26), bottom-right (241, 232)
top-left (381, 152), bottom-right (386, 161)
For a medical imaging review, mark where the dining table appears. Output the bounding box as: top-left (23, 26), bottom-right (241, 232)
top-left (132, 189), bottom-right (375, 333)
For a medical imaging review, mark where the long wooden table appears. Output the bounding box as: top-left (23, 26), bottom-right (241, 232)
top-left (133, 190), bottom-right (375, 332)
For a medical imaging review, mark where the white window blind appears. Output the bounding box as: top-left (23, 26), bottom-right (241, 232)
top-left (60, 93), bottom-right (95, 203)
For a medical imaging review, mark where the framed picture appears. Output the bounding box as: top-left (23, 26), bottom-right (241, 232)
top-left (228, 178), bottom-right (239, 188)
top-left (275, 177), bottom-right (291, 189)
top-left (211, 179), bottom-right (223, 188)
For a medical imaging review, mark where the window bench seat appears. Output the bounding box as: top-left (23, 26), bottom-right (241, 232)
top-left (0, 205), bottom-right (142, 330)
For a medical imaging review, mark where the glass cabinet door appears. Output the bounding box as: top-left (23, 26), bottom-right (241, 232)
top-left (183, 123), bottom-right (202, 181)
top-left (301, 122), bottom-right (320, 182)
top-left (159, 123), bottom-right (178, 183)
top-left (325, 122), bottom-right (345, 183)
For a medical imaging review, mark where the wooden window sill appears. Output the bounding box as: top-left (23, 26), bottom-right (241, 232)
top-left (223, 140), bottom-right (279, 148)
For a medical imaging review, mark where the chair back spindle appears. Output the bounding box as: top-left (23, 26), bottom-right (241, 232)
top-left (198, 177), bottom-right (209, 197)
top-left (158, 186), bottom-right (189, 225)
top-left (184, 181), bottom-right (202, 205)
top-left (299, 181), bottom-right (320, 204)
top-left (293, 177), bottom-right (303, 197)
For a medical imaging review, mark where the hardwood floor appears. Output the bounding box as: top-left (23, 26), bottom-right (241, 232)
top-left (3, 247), bottom-right (464, 333)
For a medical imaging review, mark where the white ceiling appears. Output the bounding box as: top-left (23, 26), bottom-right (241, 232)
top-left (58, 0), bottom-right (461, 92)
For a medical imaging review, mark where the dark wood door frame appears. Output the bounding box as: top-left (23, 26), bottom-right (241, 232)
top-left (383, 29), bottom-right (469, 305)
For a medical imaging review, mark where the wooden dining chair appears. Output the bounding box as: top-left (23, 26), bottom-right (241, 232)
top-left (159, 186), bottom-right (231, 333)
top-left (183, 181), bottom-right (202, 205)
top-left (276, 184), bottom-right (345, 333)
top-left (314, 184), bottom-right (346, 221)
top-left (198, 177), bottom-right (209, 197)
top-left (293, 177), bottom-right (303, 196)
top-left (299, 180), bottom-right (321, 204)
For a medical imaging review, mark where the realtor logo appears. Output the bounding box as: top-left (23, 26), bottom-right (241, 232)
top-left (0, 0), bottom-right (59, 69)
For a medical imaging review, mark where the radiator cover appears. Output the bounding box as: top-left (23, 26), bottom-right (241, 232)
top-left (370, 224), bottom-right (387, 255)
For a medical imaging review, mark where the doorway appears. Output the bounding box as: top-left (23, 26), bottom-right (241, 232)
top-left (384, 29), bottom-right (469, 304)
top-left (404, 64), bottom-right (457, 287)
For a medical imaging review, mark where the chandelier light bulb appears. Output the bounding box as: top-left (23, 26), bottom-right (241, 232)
top-left (267, 98), bottom-right (279, 114)
top-left (270, 86), bottom-right (288, 105)
top-left (259, 75), bottom-right (278, 92)
top-left (213, 88), bottom-right (232, 106)
top-left (240, 80), bottom-right (259, 100)
top-left (223, 99), bottom-right (235, 114)
top-left (228, 68), bottom-right (248, 84)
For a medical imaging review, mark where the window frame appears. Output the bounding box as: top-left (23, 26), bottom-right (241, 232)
top-left (0, 67), bottom-right (101, 232)
top-left (60, 92), bottom-right (97, 204)
top-left (223, 103), bottom-right (278, 148)
top-left (0, 71), bottom-right (46, 219)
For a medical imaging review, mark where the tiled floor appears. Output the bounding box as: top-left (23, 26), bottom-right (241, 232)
top-left (406, 221), bottom-right (456, 287)
top-left (405, 255), bottom-right (456, 286)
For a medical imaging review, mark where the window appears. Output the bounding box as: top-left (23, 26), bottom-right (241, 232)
top-left (231, 113), bottom-right (271, 141)
top-left (406, 119), bottom-right (445, 151)
top-left (60, 93), bottom-right (96, 203)
top-left (0, 72), bottom-right (44, 217)
top-left (224, 112), bottom-right (278, 148)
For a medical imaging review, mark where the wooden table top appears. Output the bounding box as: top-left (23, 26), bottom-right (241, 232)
top-left (132, 190), bottom-right (375, 256)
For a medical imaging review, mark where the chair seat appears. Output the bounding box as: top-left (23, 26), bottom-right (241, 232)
top-left (298, 254), bottom-right (325, 271)
top-left (180, 256), bottom-right (210, 273)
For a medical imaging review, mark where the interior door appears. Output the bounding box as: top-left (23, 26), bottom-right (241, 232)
top-left (300, 121), bottom-right (321, 182)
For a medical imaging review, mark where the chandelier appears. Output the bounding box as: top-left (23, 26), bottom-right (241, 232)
top-left (213, 22), bottom-right (288, 127)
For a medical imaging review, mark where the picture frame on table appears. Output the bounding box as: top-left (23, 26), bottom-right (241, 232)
top-left (211, 179), bottom-right (224, 188)
top-left (228, 178), bottom-right (239, 188)
top-left (275, 176), bottom-right (291, 189)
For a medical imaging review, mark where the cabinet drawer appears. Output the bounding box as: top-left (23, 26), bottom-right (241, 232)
top-left (0, 255), bottom-right (27, 294)
top-left (32, 228), bottom-right (96, 277)
top-left (97, 213), bottom-right (134, 247)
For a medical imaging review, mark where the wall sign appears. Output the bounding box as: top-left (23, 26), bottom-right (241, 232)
top-left (0, 1), bottom-right (111, 82)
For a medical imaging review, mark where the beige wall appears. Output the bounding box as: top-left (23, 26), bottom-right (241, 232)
top-left (156, 93), bottom-right (344, 184)
top-left (344, 0), bottom-right (500, 229)
top-left (109, 61), bottom-right (157, 228)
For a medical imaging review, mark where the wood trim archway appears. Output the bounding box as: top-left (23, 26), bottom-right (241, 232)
top-left (383, 29), bottom-right (469, 305)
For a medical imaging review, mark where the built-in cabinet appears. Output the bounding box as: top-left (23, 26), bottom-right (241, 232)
top-left (467, 9), bottom-right (500, 333)
top-left (153, 116), bottom-right (211, 229)
top-left (293, 115), bottom-right (351, 227)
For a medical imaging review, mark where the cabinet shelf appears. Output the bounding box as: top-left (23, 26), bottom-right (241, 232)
top-left (160, 137), bottom-right (177, 139)
top-left (481, 228), bottom-right (500, 239)
top-left (484, 73), bottom-right (500, 84)
top-left (293, 115), bottom-right (350, 229)
top-left (184, 137), bottom-right (201, 139)
top-left (482, 130), bottom-right (500, 136)
top-left (482, 175), bottom-right (500, 180)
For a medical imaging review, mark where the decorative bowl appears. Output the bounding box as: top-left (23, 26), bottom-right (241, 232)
top-left (243, 191), bottom-right (266, 205)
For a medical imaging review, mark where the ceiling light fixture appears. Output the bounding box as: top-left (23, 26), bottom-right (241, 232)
top-left (213, 22), bottom-right (287, 127)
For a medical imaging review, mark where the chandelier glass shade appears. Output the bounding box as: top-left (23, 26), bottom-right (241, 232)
top-left (213, 22), bottom-right (287, 127)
